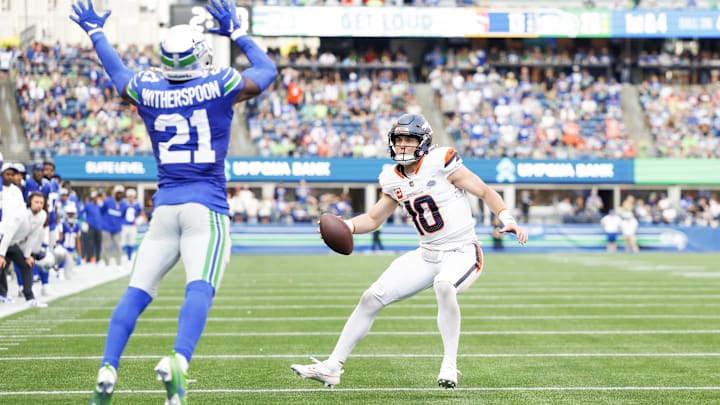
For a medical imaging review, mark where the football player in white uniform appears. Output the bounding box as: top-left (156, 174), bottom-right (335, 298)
top-left (291, 114), bottom-right (528, 389)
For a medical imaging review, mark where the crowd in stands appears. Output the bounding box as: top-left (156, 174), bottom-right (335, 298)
top-left (549, 189), bottom-right (720, 227)
top-left (12, 42), bottom-right (153, 160)
top-left (246, 48), bottom-right (415, 158)
top-left (227, 182), bottom-right (356, 224)
top-left (4, 39), bottom-right (720, 161)
top-left (432, 62), bottom-right (632, 159)
top-left (638, 74), bottom-right (720, 158)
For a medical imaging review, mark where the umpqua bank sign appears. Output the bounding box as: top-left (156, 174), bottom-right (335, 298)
top-left (493, 158), bottom-right (634, 184)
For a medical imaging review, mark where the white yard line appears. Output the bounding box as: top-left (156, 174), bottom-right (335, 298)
top-left (6, 314), bottom-right (720, 323)
top-left (1, 352), bottom-right (720, 361)
top-left (2, 386), bottom-right (720, 395)
top-left (2, 330), bottom-right (720, 338)
top-left (45, 303), bottom-right (720, 310)
top-left (65, 294), bottom-right (720, 301)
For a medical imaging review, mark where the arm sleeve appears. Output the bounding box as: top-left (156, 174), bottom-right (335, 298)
top-left (0, 222), bottom-right (18, 256)
top-left (232, 33), bottom-right (278, 92)
top-left (90, 31), bottom-right (134, 94)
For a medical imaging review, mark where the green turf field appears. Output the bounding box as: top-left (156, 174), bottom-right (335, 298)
top-left (1, 253), bottom-right (719, 404)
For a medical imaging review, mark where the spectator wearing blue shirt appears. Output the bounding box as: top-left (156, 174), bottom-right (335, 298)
top-left (83, 189), bottom-right (105, 263)
top-left (101, 185), bottom-right (127, 268)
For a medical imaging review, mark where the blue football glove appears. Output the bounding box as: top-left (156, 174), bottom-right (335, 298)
top-left (69, 0), bottom-right (111, 36)
top-left (206, 0), bottom-right (244, 38)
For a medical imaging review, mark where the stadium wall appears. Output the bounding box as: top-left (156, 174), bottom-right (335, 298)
top-left (133, 223), bottom-right (720, 254)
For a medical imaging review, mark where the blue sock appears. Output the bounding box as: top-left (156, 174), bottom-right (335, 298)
top-left (101, 287), bottom-right (152, 370)
top-left (174, 281), bottom-right (214, 363)
top-left (39, 269), bottom-right (49, 285)
top-left (124, 246), bottom-right (134, 261)
top-left (14, 265), bottom-right (22, 287)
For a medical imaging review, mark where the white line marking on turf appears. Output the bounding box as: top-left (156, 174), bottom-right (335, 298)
top-left (67, 294), bottom-right (720, 301)
top-left (2, 353), bottom-right (720, 361)
top-left (2, 330), bottom-right (720, 338)
top-left (9, 314), bottom-right (720, 323)
top-left (1, 387), bottom-right (720, 395)
top-left (676, 272), bottom-right (720, 278)
top-left (49, 303), bottom-right (720, 310)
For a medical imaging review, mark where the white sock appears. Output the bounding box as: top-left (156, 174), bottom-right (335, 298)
top-left (330, 291), bottom-right (385, 365)
top-left (175, 352), bottom-right (189, 372)
top-left (435, 281), bottom-right (460, 370)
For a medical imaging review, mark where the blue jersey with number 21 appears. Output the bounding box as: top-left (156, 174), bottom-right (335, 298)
top-left (125, 67), bottom-right (244, 217)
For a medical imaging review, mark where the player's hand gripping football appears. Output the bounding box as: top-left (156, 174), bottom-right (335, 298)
top-left (69, 0), bottom-right (111, 35)
top-left (499, 222), bottom-right (528, 245)
top-left (206, 0), bottom-right (243, 37)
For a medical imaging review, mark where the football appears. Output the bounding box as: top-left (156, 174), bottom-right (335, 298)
top-left (319, 213), bottom-right (354, 255)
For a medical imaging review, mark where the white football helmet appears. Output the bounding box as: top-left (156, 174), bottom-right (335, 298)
top-left (159, 24), bottom-right (213, 81)
top-left (65, 203), bottom-right (77, 224)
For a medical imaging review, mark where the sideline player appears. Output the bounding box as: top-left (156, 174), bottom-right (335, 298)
top-left (121, 188), bottom-right (144, 262)
top-left (291, 114), bottom-right (528, 389)
top-left (71, 0), bottom-right (277, 403)
top-left (57, 203), bottom-right (82, 279)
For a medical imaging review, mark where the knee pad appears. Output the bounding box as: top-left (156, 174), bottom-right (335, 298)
top-left (433, 280), bottom-right (457, 299)
top-left (360, 287), bottom-right (386, 312)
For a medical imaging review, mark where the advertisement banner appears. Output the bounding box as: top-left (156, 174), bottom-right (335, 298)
top-left (54, 156), bottom-right (634, 184)
top-left (251, 6), bottom-right (485, 37)
top-left (251, 7), bottom-right (613, 38)
top-left (484, 158), bottom-right (634, 184)
top-left (612, 10), bottom-right (720, 37)
top-left (635, 159), bottom-right (720, 185)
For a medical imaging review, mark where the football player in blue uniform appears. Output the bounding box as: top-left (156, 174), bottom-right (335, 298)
top-left (120, 188), bottom-right (144, 262)
top-left (71, 0), bottom-right (277, 403)
top-left (56, 203), bottom-right (81, 279)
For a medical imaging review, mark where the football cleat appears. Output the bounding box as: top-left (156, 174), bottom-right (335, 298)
top-left (90, 363), bottom-right (117, 405)
top-left (290, 357), bottom-right (344, 388)
top-left (155, 351), bottom-right (188, 405)
top-left (437, 365), bottom-right (461, 389)
top-left (27, 299), bottom-right (48, 308)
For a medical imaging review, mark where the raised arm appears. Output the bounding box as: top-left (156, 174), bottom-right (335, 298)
top-left (206, 0), bottom-right (278, 103)
top-left (69, 0), bottom-right (134, 100)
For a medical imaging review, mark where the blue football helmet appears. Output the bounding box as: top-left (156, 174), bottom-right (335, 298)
top-left (388, 114), bottom-right (433, 165)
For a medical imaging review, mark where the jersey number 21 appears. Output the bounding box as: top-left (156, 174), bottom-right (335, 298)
top-left (156, 109), bottom-right (215, 164)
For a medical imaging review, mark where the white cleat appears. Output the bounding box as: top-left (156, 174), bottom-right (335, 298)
top-left (437, 365), bottom-right (460, 389)
top-left (27, 299), bottom-right (48, 308)
top-left (41, 285), bottom-right (56, 296)
top-left (90, 363), bottom-right (117, 405)
top-left (290, 357), bottom-right (344, 388)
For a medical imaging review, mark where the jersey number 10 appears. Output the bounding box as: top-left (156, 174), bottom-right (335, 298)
top-left (156, 109), bottom-right (215, 164)
top-left (404, 195), bottom-right (444, 235)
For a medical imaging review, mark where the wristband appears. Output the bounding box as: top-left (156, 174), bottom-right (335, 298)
top-left (88, 28), bottom-right (104, 37)
top-left (344, 219), bottom-right (355, 234)
top-left (498, 209), bottom-right (516, 226)
top-left (230, 29), bottom-right (246, 41)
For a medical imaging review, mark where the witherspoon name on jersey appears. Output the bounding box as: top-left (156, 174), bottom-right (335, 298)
top-left (139, 81), bottom-right (222, 109)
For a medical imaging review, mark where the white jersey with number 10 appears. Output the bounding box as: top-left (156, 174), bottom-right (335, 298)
top-left (379, 147), bottom-right (477, 250)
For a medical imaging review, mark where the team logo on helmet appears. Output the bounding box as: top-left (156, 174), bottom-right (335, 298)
top-left (159, 24), bottom-right (214, 81)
